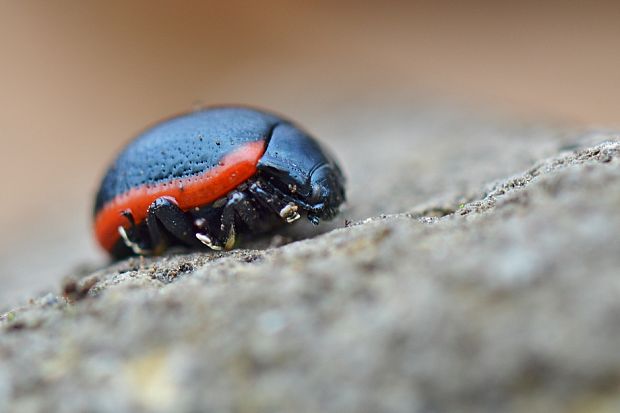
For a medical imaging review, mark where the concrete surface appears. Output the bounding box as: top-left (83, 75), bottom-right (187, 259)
top-left (1, 107), bottom-right (619, 413)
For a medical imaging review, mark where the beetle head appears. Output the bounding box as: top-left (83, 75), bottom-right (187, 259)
top-left (257, 122), bottom-right (345, 224)
top-left (305, 163), bottom-right (346, 224)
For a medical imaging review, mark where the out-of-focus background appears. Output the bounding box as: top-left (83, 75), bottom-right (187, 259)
top-left (1, 1), bottom-right (620, 305)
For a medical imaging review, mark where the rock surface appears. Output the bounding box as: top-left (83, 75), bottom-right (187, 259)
top-left (1, 108), bottom-right (620, 412)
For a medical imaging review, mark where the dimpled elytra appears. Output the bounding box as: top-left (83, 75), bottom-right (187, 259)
top-left (93, 106), bottom-right (346, 258)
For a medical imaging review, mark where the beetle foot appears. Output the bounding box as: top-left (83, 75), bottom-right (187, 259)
top-left (196, 223), bottom-right (236, 251)
top-left (279, 202), bottom-right (301, 223)
top-left (224, 224), bottom-right (236, 250)
top-left (196, 233), bottom-right (223, 251)
top-left (118, 226), bottom-right (151, 255)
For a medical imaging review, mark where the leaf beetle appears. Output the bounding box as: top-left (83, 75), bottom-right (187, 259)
top-left (93, 106), bottom-right (346, 258)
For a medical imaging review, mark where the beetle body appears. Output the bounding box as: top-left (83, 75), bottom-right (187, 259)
top-left (94, 107), bottom-right (345, 258)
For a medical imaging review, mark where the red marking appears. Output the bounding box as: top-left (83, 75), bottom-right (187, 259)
top-left (94, 140), bottom-right (266, 252)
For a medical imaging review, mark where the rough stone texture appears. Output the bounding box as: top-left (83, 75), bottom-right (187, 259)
top-left (1, 107), bottom-right (620, 413)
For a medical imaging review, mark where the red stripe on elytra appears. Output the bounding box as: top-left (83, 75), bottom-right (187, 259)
top-left (94, 140), bottom-right (266, 252)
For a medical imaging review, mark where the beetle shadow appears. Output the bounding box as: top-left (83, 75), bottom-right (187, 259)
top-left (237, 217), bottom-right (344, 250)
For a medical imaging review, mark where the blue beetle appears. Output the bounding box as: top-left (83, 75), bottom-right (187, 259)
top-left (94, 106), bottom-right (346, 258)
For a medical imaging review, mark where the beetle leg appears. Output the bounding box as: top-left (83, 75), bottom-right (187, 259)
top-left (218, 196), bottom-right (238, 250)
top-left (196, 191), bottom-right (262, 251)
top-left (226, 191), bottom-right (263, 228)
top-left (195, 222), bottom-right (231, 250)
top-left (118, 226), bottom-right (151, 255)
top-left (195, 206), bottom-right (229, 251)
top-left (248, 181), bottom-right (302, 224)
top-left (197, 192), bottom-right (247, 251)
top-left (118, 210), bottom-right (152, 255)
top-left (146, 197), bottom-right (202, 254)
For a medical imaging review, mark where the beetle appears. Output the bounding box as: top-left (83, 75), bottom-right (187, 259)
top-left (93, 106), bottom-right (346, 258)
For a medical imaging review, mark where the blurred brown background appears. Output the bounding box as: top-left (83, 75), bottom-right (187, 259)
top-left (1, 0), bottom-right (620, 304)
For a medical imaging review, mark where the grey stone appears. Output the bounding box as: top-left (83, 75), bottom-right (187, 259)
top-left (1, 106), bottom-right (620, 412)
